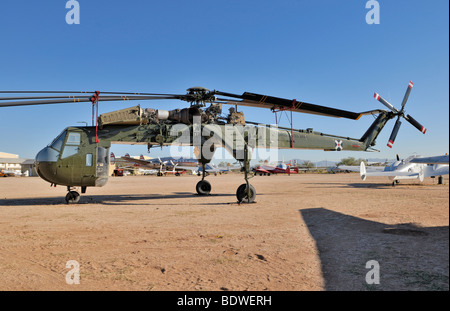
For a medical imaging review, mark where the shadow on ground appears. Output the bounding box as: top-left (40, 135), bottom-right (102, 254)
top-left (300, 208), bottom-right (449, 291)
top-left (0, 192), bottom-right (248, 207)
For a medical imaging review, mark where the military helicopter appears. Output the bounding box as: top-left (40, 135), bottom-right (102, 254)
top-left (0, 82), bottom-right (426, 204)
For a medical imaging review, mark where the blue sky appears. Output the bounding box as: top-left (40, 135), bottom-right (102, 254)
top-left (0, 0), bottom-right (448, 163)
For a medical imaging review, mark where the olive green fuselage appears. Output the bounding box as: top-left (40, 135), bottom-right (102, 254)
top-left (35, 112), bottom-right (391, 188)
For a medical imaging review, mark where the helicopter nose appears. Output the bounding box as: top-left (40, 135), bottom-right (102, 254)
top-left (35, 147), bottom-right (59, 184)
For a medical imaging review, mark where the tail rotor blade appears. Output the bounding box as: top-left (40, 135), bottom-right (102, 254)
top-left (374, 93), bottom-right (399, 113)
top-left (406, 114), bottom-right (427, 134)
top-left (400, 81), bottom-right (414, 110)
top-left (387, 119), bottom-right (402, 148)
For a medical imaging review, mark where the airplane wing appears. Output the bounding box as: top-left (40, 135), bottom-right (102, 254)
top-left (255, 167), bottom-right (271, 174)
top-left (424, 165), bottom-right (449, 177)
top-left (337, 165), bottom-right (385, 172)
top-left (175, 165), bottom-right (198, 172)
top-left (410, 155), bottom-right (449, 164)
top-left (121, 156), bottom-right (160, 168)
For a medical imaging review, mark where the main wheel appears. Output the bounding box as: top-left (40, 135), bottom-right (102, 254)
top-left (65, 191), bottom-right (80, 204)
top-left (236, 183), bottom-right (256, 203)
top-left (196, 180), bottom-right (211, 195)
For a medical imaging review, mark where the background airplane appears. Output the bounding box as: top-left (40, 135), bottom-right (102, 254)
top-left (119, 154), bottom-right (198, 176)
top-left (253, 162), bottom-right (300, 176)
top-left (341, 154), bottom-right (449, 185)
top-left (0, 169), bottom-right (16, 177)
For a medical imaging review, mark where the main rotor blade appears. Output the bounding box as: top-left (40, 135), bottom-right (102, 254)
top-left (215, 91), bottom-right (364, 120)
top-left (0, 95), bottom-right (93, 101)
top-left (0, 95), bottom-right (183, 108)
top-left (400, 81), bottom-right (414, 110)
top-left (405, 114), bottom-right (427, 134)
top-left (0, 90), bottom-right (181, 96)
top-left (387, 118), bottom-right (402, 148)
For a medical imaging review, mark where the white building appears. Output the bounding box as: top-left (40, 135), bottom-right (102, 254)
top-left (0, 152), bottom-right (37, 176)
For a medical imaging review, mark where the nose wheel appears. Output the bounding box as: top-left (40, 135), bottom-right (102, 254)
top-left (65, 190), bottom-right (80, 204)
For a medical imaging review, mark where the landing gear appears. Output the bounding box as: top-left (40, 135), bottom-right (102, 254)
top-left (65, 190), bottom-right (80, 204)
top-left (236, 144), bottom-right (256, 203)
top-left (196, 162), bottom-right (211, 195)
top-left (65, 186), bottom-right (83, 204)
top-left (236, 183), bottom-right (256, 203)
top-left (196, 180), bottom-right (211, 195)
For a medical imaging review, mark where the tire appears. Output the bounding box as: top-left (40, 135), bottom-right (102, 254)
top-left (65, 191), bottom-right (80, 204)
top-left (196, 180), bottom-right (211, 195)
top-left (236, 183), bottom-right (256, 203)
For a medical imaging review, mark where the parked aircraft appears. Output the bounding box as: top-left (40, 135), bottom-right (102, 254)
top-left (341, 155), bottom-right (449, 185)
top-left (0, 169), bottom-right (16, 177)
top-left (253, 163), bottom-right (300, 175)
top-left (120, 155), bottom-right (198, 176)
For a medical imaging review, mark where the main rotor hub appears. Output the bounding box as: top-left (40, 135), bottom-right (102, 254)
top-left (186, 87), bottom-right (215, 107)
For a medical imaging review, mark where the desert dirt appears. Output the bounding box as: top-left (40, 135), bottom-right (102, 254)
top-left (0, 173), bottom-right (448, 291)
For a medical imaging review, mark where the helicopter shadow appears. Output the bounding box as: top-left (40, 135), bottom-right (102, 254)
top-left (300, 208), bottom-right (449, 291)
top-left (0, 192), bottom-right (240, 207)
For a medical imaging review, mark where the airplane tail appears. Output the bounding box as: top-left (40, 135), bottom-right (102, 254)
top-left (360, 161), bottom-right (367, 181)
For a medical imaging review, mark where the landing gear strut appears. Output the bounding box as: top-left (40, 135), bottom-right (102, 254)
top-left (196, 162), bottom-right (211, 195)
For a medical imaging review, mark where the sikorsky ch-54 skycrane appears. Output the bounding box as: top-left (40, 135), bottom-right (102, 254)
top-left (0, 82), bottom-right (426, 203)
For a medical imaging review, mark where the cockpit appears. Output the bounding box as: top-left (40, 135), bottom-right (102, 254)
top-left (37, 128), bottom-right (82, 162)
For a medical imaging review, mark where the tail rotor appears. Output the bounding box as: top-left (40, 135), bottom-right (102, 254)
top-left (374, 81), bottom-right (426, 148)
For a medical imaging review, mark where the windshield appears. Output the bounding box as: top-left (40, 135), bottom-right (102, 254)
top-left (48, 129), bottom-right (67, 151)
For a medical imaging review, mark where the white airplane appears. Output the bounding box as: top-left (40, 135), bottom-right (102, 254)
top-left (341, 155), bottom-right (449, 185)
top-left (137, 168), bottom-right (158, 175)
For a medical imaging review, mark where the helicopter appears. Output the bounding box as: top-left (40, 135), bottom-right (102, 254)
top-left (0, 82), bottom-right (426, 204)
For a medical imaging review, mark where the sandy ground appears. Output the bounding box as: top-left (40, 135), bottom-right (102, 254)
top-left (0, 173), bottom-right (448, 291)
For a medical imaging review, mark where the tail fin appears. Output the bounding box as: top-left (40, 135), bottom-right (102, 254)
top-left (359, 111), bottom-right (394, 150)
top-left (360, 161), bottom-right (367, 181)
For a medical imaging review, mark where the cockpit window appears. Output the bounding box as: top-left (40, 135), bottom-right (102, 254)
top-left (67, 132), bottom-right (81, 145)
top-left (61, 132), bottom-right (81, 159)
top-left (49, 131), bottom-right (67, 151)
